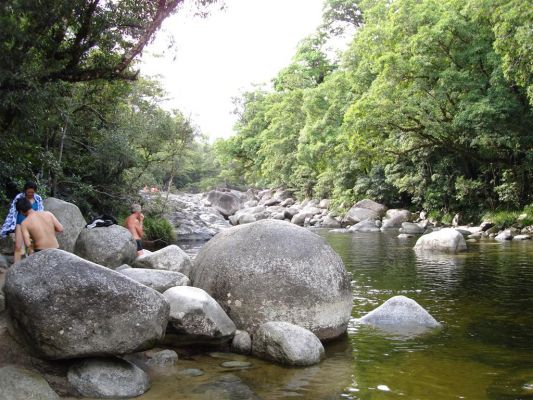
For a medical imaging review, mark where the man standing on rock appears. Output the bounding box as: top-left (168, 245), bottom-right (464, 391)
top-left (16, 198), bottom-right (63, 257)
top-left (125, 203), bottom-right (144, 257)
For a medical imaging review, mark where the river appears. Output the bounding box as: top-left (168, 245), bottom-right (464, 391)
top-left (110, 230), bottom-right (533, 399)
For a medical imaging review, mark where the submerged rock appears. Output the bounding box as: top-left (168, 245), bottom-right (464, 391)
top-left (5, 249), bottom-right (169, 359)
top-left (191, 219), bottom-right (353, 340)
top-left (358, 295), bottom-right (441, 335)
top-left (349, 219), bottom-right (380, 232)
top-left (252, 321), bottom-right (325, 366)
top-left (68, 358), bottom-right (150, 398)
top-left (0, 365), bottom-right (60, 400)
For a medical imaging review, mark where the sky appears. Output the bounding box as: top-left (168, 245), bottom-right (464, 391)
top-left (140, 0), bottom-right (325, 141)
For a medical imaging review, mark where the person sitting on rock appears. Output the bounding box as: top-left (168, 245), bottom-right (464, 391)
top-left (0, 181), bottom-right (44, 263)
top-left (125, 203), bottom-right (145, 257)
top-left (16, 197), bottom-right (63, 257)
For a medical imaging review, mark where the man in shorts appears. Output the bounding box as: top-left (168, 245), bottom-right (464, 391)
top-left (16, 198), bottom-right (63, 257)
top-left (125, 203), bottom-right (144, 256)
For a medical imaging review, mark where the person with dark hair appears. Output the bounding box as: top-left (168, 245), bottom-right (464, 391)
top-left (1, 181), bottom-right (44, 263)
top-left (16, 197), bottom-right (63, 256)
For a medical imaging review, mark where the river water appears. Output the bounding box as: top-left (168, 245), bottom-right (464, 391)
top-left (129, 230), bottom-right (533, 399)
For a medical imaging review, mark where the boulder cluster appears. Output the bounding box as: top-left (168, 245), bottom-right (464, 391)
top-left (0, 204), bottom-right (353, 398)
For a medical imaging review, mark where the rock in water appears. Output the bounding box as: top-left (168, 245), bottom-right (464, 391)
top-left (132, 245), bottom-right (193, 276)
top-left (0, 365), bottom-right (60, 400)
top-left (414, 228), bottom-right (467, 253)
top-left (118, 268), bottom-right (189, 292)
top-left (206, 190), bottom-right (241, 217)
top-left (191, 219), bottom-right (352, 340)
top-left (4, 249), bottom-right (169, 359)
top-left (43, 197), bottom-right (87, 253)
top-left (358, 295), bottom-right (440, 334)
top-left (231, 330), bottom-right (252, 355)
top-left (163, 286), bottom-right (236, 342)
top-left (252, 321), bottom-right (325, 366)
top-left (74, 225), bottom-right (136, 268)
top-left (67, 358), bottom-right (150, 398)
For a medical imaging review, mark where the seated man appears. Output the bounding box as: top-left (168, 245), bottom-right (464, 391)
top-left (16, 197), bottom-right (64, 256)
top-left (124, 203), bottom-right (144, 257)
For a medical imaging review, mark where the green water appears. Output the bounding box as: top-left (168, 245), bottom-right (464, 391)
top-left (123, 231), bottom-right (533, 399)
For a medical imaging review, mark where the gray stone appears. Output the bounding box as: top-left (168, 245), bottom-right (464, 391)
top-left (291, 211), bottom-right (315, 226)
top-left (132, 244), bottom-right (193, 276)
top-left (343, 207), bottom-right (379, 225)
top-left (354, 199), bottom-right (388, 217)
top-left (43, 197), bottom-right (87, 253)
top-left (0, 291), bottom-right (5, 313)
top-left (455, 228), bottom-right (472, 237)
top-left (319, 199), bottom-right (331, 209)
top-left (400, 222), bottom-right (425, 234)
top-left (74, 225), bottom-right (136, 269)
top-left (381, 209), bottom-right (412, 229)
top-left (0, 254), bottom-right (8, 270)
top-left (321, 215), bottom-right (341, 229)
top-left (118, 268), bottom-right (189, 292)
top-left (280, 198), bottom-right (295, 207)
top-left (231, 330), bottom-right (252, 355)
top-left (349, 219), bottom-right (380, 232)
top-left (192, 374), bottom-right (260, 399)
top-left (145, 349), bottom-right (178, 367)
top-left (179, 368), bottom-right (204, 377)
top-left (513, 234), bottom-right (530, 240)
top-left (115, 264), bottom-right (131, 271)
top-left (414, 228), bottom-right (467, 253)
top-left (0, 365), bottom-right (60, 400)
top-left (163, 286), bottom-right (236, 342)
top-left (5, 249), bottom-right (169, 359)
top-left (206, 190), bottom-right (241, 217)
top-left (252, 321), bottom-right (325, 366)
top-left (221, 361), bottom-right (252, 369)
top-left (495, 229), bottom-right (513, 241)
top-left (0, 235), bottom-right (13, 254)
top-left (358, 295), bottom-right (441, 334)
top-left (191, 219), bottom-right (352, 340)
top-left (67, 358), bottom-right (150, 398)
top-left (398, 233), bottom-right (414, 239)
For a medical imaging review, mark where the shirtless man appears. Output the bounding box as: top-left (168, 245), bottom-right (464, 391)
top-left (16, 197), bottom-right (63, 256)
top-left (124, 203), bottom-right (144, 256)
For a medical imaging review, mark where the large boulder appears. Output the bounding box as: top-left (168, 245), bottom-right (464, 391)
top-left (206, 190), bottom-right (241, 217)
top-left (354, 199), bottom-right (388, 217)
top-left (349, 219), bottom-right (380, 232)
top-left (163, 286), bottom-right (236, 343)
top-left (381, 209), bottom-right (412, 229)
top-left (5, 249), bottom-right (169, 359)
top-left (67, 358), bottom-right (150, 398)
top-left (414, 228), bottom-right (467, 253)
top-left (252, 322), bottom-right (325, 366)
top-left (0, 365), bottom-right (60, 400)
top-left (74, 225), bottom-right (136, 269)
top-left (132, 245), bottom-right (193, 276)
top-left (191, 219), bottom-right (353, 340)
top-left (358, 295), bottom-right (440, 335)
top-left (118, 268), bottom-right (189, 292)
top-left (400, 222), bottom-right (425, 234)
top-left (343, 207), bottom-right (379, 225)
top-left (43, 197), bottom-right (86, 253)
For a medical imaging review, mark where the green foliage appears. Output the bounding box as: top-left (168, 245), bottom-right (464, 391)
top-left (143, 216), bottom-right (176, 244)
top-left (483, 204), bottom-right (533, 229)
top-left (214, 0), bottom-right (533, 218)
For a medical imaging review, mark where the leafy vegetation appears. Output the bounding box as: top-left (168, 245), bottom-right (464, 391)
top-left (143, 216), bottom-right (176, 244)
top-left (215, 0), bottom-right (533, 222)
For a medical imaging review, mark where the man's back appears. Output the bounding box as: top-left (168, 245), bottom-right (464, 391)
top-left (22, 211), bottom-right (61, 250)
top-left (125, 214), bottom-right (142, 240)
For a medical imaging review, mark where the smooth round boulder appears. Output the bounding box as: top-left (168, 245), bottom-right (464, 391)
top-left (74, 225), bottom-right (136, 268)
top-left (231, 330), bottom-right (252, 355)
top-left (349, 219), bottom-right (380, 232)
top-left (252, 321), bottom-right (325, 366)
top-left (43, 197), bottom-right (86, 253)
top-left (68, 358), bottom-right (150, 398)
top-left (0, 365), bottom-right (60, 400)
top-left (5, 249), bottom-right (169, 359)
top-left (343, 207), bottom-right (379, 225)
top-left (132, 245), bottom-right (192, 276)
top-left (381, 209), bottom-right (412, 229)
top-left (400, 222), bottom-right (425, 234)
top-left (414, 228), bottom-right (467, 253)
top-left (354, 199), bottom-right (387, 217)
top-left (191, 219), bottom-right (352, 340)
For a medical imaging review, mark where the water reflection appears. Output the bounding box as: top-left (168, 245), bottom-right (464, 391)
top-left (123, 230), bottom-right (533, 400)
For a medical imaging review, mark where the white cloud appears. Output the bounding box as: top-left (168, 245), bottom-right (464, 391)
top-left (140, 0), bottom-right (325, 140)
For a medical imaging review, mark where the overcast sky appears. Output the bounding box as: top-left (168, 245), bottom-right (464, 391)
top-left (140, 0), bottom-right (325, 140)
